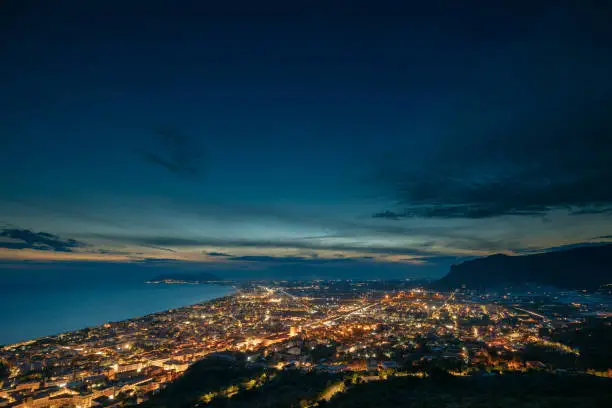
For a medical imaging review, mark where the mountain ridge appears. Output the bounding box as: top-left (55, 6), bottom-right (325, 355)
top-left (436, 244), bottom-right (612, 291)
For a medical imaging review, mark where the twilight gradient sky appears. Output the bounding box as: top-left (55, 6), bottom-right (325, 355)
top-left (1, 1), bottom-right (611, 278)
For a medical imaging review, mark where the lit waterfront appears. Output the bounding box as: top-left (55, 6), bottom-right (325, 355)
top-left (0, 283), bottom-right (235, 346)
top-left (1, 281), bottom-right (610, 407)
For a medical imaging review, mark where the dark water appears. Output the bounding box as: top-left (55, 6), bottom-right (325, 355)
top-left (0, 265), bottom-right (235, 345)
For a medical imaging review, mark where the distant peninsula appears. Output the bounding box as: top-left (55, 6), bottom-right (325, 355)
top-left (435, 244), bottom-right (612, 291)
top-left (146, 272), bottom-right (229, 285)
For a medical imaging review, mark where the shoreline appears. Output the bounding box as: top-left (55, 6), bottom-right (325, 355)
top-left (1, 283), bottom-right (236, 347)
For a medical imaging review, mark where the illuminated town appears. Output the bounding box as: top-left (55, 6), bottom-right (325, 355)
top-left (1, 281), bottom-right (611, 407)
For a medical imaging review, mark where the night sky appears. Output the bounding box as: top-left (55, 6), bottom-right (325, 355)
top-left (1, 1), bottom-right (611, 278)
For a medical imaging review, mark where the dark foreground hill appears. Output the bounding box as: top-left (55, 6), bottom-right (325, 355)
top-left (326, 373), bottom-right (612, 408)
top-left (138, 354), bottom-right (612, 408)
top-left (436, 244), bottom-right (612, 291)
top-left (139, 353), bottom-right (340, 408)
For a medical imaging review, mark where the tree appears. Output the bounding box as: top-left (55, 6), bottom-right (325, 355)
top-left (379, 368), bottom-right (396, 380)
top-left (0, 362), bottom-right (9, 380)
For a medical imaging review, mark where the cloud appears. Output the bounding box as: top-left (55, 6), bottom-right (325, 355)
top-left (140, 244), bottom-right (177, 253)
top-left (121, 236), bottom-right (205, 247)
top-left (141, 128), bottom-right (205, 176)
top-left (515, 241), bottom-right (612, 254)
top-left (569, 207), bottom-right (612, 216)
top-left (134, 258), bottom-right (180, 264)
top-left (372, 210), bottom-right (405, 220)
top-left (0, 228), bottom-right (87, 252)
top-left (373, 93), bottom-right (612, 219)
top-left (206, 251), bottom-right (231, 257)
top-left (228, 255), bottom-right (308, 263)
top-left (88, 233), bottom-right (439, 258)
top-left (227, 255), bottom-right (359, 265)
top-left (367, 11), bottom-right (612, 221)
top-left (89, 248), bottom-right (136, 255)
top-left (398, 204), bottom-right (549, 220)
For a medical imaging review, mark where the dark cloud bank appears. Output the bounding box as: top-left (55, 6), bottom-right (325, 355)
top-left (0, 228), bottom-right (86, 252)
top-left (374, 91), bottom-right (612, 220)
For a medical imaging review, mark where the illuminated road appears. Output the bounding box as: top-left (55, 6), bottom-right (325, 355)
top-left (260, 285), bottom-right (380, 330)
top-left (260, 285), bottom-right (321, 312)
top-left (304, 301), bottom-right (381, 329)
top-left (513, 307), bottom-right (550, 322)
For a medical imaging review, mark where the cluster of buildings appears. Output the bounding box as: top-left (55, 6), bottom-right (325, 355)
top-left (1, 281), bottom-right (608, 407)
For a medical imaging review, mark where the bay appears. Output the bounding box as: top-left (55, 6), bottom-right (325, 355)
top-left (0, 280), bottom-right (234, 345)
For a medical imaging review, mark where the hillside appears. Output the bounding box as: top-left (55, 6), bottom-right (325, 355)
top-left (436, 244), bottom-right (612, 291)
top-left (326, 373), bottom-right (612, 408)
top-left (139, 355), bottom-right (612, 408)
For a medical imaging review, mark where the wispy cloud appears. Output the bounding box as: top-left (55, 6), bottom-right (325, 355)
top-left (569, 207), bottom-right (612, 216)
top-left (206, 251), bottom-right (232, 257)
top-left (227, 255), bottom-right (361, 265)
top-left (134, 258), bottom-right (180, 264)
top-left (0, 228), bottom-right (87, 252)
top-left (592, 235), bottom-right (612, 240)
top-left (140, 244), bottom-right (177, 253)
top-left (86, 233), bottom-right (441, 258)
top-left (372, 210), bottom-right (405, 220)
top-left (373, 97), bottom-right (612, 219)
top-left (88, 248), bottom-right (136, 256)
top-left (140, 128), bottom-right (205, 177)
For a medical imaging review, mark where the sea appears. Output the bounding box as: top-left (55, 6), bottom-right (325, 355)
top-left (0, 265), bottom-right (235, 345)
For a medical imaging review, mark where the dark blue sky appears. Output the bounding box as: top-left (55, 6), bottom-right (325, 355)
top-left (1, 1), bottom-right (611, 278)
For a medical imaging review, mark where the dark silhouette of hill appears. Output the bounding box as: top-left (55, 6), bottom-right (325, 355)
top-left (140, 353), bottom-right (339, 408)
top-left (139, 356), bottom-right (612, 408)
top-left (326, 373), bottom-right (612, 408)
top-left (436, 244), bottom-right (612, 291)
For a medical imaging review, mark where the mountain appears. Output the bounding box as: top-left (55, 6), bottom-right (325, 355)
top-left (436, 244), bottom-right (612, 291)
top-left (147, 272), bottom-right (223, 284)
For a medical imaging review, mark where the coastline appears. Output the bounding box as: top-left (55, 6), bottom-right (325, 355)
top-left (0, 283), bottom-right (236, 346)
